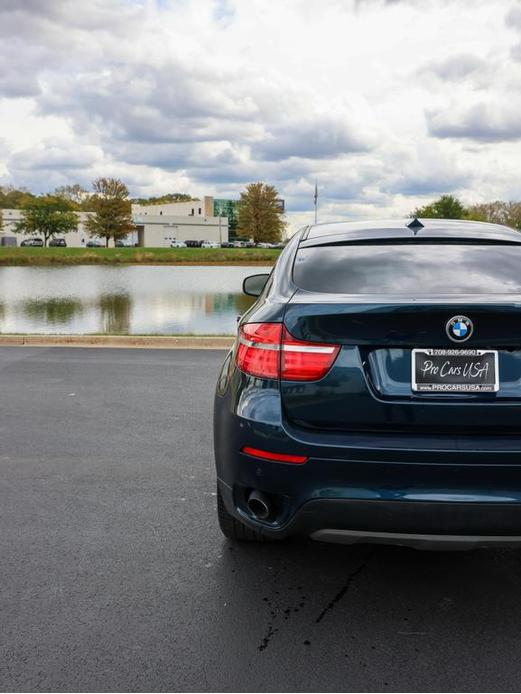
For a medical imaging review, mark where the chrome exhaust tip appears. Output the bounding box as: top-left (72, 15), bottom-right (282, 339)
top-left (247, 490), bottom-right (271, 521)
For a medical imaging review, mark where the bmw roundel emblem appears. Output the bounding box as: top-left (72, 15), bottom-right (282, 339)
top-left (446, 315), bottom-right (473, 342)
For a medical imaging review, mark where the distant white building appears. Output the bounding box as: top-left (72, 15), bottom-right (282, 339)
top-left (0, 208), bottom-right (101, 247)
top-left (132, 196), bottom-right (214, 219)
top-left (0, 195), bottom-right (229, 247)
top-left (132, 196), bottom-right (229, 246)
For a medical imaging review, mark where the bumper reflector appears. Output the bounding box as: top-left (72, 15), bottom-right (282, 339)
top-left (241, 446), bottom-right (308, 464)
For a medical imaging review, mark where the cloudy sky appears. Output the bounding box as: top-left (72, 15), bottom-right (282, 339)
top-left (0, 0), bottom-right (520, 232)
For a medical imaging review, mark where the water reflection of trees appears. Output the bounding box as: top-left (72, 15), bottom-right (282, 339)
top-left (22, 298), bottom-right (84, 325)
top-left (234, 293), bottom-right (255, 314)
top-left (204, 293), bottom-right (255, 315)
top-left (98, 293), bottom-right (132, 334)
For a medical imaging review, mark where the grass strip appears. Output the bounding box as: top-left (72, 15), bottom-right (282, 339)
top-left (0, 247), bottom-right (280, 266)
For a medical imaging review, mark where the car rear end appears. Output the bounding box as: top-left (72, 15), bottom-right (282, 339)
top-left (214, 220), bottom-right (521, 548)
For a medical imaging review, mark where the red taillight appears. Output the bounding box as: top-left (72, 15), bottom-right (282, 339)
top-left (242, 446), bottom-right (308, 464)
top-left (281, 327), bottom-right (340, 381)
top-left (236, 322), bottom-right (282, 379)
top-left (235, 322), bottom-right (339, 381)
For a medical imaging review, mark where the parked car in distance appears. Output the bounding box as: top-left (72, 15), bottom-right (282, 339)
top-left (220, 242), bottom-right (234, 248)
top-left (115, 240), bottom-right (134, 248)
top-left (86, 240), bottom-right (104, 248)
top-left (215, 217), bottom-right (521, 549)
top-left (201, 241), bottom-right (220, 249)
top-left (170, 240), bottom-right (187, 248)
top-left (20, 238), bottom-right (44, 247)
top-left (49, 238), bottom-right (67, 247)
top-left (185, 239), bottom-right (201, 247)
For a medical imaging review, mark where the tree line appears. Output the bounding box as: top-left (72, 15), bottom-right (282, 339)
top-left (412, 195), bottom-right (521, 229)
top-left (0, 180), bottom-right (286, 246)
top-left (0, 184), bottom-right (196, 212)
top-left (0, 178), bottom-right (134, 247)
top-left (2, 185), bottom-right (521, 249)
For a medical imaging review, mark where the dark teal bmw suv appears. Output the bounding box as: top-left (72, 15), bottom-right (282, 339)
top-left (214, 218), bottom-right (521, 548)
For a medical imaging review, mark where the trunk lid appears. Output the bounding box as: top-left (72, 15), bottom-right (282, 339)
top-left (281, 293), bottom-right (521, 434)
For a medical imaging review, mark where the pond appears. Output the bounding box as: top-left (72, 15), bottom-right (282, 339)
top-left (0, 266), bottom-right (267, 335)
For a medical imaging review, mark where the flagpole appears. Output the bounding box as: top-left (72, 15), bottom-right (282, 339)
top-left (314, 181), bottom-right (318, 224)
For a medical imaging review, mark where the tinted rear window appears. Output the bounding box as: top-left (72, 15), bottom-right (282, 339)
top-left (293, 243), bottom-right (521, 294)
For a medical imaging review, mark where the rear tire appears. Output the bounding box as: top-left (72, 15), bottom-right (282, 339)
top-left (217, 485), bottom-right (269, 542)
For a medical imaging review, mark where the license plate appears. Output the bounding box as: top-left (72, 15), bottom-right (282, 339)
top-left (412, 349), bottom-right (499, 393)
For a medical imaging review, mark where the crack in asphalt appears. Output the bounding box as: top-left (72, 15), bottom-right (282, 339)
top-left (257, 551), bottom-right (374, 652)
top-left (315, 550), bottom-right (374, 625)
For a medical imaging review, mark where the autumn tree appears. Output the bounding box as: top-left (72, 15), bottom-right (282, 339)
top-left (506, 203), bottom-right (521, 230)
top-left (14, 195), bottom-right (79, 246)
top-left (0, 185), bottom-right (35, 209)
top-left (412, 195), bottom-right (466, 220)
top-left (85, 178), bottom-right (134, 247)
top-left (466, 201), bottom-right (521, 229)
top-left (237, 182), bottom-right (285, 243)
top-left (54, 184), bottom-right (88, 208)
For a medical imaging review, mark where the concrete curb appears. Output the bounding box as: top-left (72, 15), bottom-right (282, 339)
top-left (0, 335), bottom-right (234, 349)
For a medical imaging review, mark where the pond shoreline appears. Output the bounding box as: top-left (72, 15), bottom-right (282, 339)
top-left (0, 334), bottom-right (234, 349)
top-left (0, 247), bottom-right (280, 266)
top-left (0, 260), bottom-right (275, 267)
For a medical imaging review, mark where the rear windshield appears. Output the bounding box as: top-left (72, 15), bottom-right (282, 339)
top-left (293, 243), bottom-right (521, 295)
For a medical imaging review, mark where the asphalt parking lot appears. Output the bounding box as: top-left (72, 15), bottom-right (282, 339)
top-left (2, 347), bottom-right (521, 692)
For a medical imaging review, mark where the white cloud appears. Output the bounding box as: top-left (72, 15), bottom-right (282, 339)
top-left (0, 0), bottom-right (520, 233)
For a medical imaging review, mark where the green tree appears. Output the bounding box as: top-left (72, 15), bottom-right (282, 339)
top-left (85, 178), bottom-right (134, 247)
top-left (237, 182), bottom-right (285, 243)
top-left (412, 195), bottom-right (466, 219)
top-left (14, 195), bottom-right (79, 246)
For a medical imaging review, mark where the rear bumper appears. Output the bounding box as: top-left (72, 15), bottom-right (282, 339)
top-left (218, 480), bottom-right (521, 547)
top-left (214, 369), bottom-right (521, 547)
